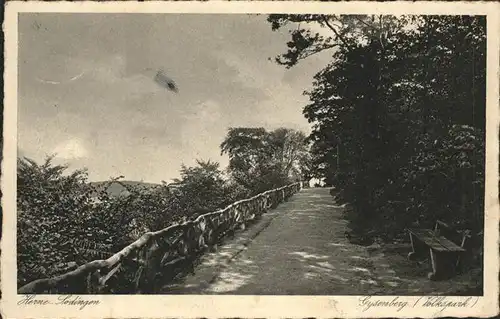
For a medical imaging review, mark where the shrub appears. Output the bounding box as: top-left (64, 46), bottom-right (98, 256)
top-left (17, 156), bottom-right (249, 287)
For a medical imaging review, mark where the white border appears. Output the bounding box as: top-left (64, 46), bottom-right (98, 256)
top-left (2, 1), bottom-right (499, 318)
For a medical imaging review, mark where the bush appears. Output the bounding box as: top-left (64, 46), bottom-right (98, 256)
top-left (17, 156), bottom-right (247, 287)
top-left (17, 156), bottom-right (129, 286)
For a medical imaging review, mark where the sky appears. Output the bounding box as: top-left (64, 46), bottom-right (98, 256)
top-left (18, 13), bottom-right (331, 183)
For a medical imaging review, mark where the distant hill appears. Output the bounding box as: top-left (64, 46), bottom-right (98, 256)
top-left (89, 180), bottom-right (162, 197)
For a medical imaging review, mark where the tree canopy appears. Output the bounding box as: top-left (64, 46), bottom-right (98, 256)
top-left (268, 14), bottom-right (485, 238)
top-left (221, 127), bottom-right (309, 193)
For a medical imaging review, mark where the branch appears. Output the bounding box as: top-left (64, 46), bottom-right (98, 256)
top-left (354, 15), bottom-right (386, 49)
top-left (321, 17), bottom-right (352, 50)
top-left (354, 16), bottom-right (378, 31)
top-left (294, 43), bottom-right (339, 63)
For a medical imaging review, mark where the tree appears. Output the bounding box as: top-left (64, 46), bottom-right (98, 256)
top-left (173, 159), bottom-right (230, 218)
top-left (268, 128), bottom-right (309, 179)
top-left (221, 127), bottom-right (308, 194)
top-left (268, 15), bottom-right (486, 239)
top-left (267, 14), bottom-right (414, 68)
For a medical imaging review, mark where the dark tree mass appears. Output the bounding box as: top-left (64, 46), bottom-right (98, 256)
top-left (268, 14), bottom-right (485, 240)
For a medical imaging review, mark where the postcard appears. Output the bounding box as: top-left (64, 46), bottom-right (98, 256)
top-left (2, 1), bottom-right (499, 318)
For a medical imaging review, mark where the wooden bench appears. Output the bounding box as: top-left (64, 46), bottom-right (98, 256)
top-left (407, 221), bottom-right (470, 281)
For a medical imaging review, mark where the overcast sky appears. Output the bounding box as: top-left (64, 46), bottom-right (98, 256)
top-left (18, 13), bottom-right (330, 183)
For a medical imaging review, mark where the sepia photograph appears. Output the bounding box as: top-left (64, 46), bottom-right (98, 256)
top-left (2, 1), bottom-right (499, 318)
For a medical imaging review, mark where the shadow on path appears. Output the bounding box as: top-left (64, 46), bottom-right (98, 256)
top-left (164, 188), bottom-right (482, 295)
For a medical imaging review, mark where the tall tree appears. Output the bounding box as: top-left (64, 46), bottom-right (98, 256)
top-left (268, 14), bottom-right (486, 237)
top-left (221, 127), bottom-right (308, 194)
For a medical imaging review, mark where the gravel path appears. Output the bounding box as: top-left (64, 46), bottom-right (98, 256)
top-left (162, 188), bottom-right (481, 295)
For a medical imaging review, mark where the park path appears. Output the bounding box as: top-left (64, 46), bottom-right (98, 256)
top-left (162, 188), bottom-right (481, 295)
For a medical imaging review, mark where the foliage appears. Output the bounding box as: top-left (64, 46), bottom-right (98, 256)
top-left (17, 155), bottom-right (247, 287)
top-left (221, 127), bottom-right (308, 194)
top-left (268, 15), bottom-right (485, 240)
top-left (172, 160), bottom-right (235, 219)
top-left (17, 156), bottom-right (127, 286)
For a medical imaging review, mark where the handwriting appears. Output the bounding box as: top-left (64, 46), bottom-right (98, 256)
top-left (359, 296), bottom-right (409, 312)
top-left (418, 296), bottom-right (478, 314)
top-left (358, 296), bottom-right (480, 313)
top-left (18, 295), bottom-right (100, 310)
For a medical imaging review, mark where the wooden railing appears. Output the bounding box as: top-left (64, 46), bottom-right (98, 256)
top-left (18, 182), bottom-right (302, 294)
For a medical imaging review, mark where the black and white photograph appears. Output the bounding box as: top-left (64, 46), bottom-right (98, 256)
top-left (2, 1), bottom-right (499, 318)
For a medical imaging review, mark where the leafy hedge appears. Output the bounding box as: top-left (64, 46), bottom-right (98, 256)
top-left (17, 157), bottom-right (247, 287)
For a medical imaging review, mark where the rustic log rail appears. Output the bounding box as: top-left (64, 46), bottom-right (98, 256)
top-left (18, 182), bottom-right (302, 294)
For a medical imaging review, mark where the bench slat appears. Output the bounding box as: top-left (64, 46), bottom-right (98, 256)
top-left (433, 236), bottom-right (465, 252)
top-left (408, 228), bottom-right (465, 252)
